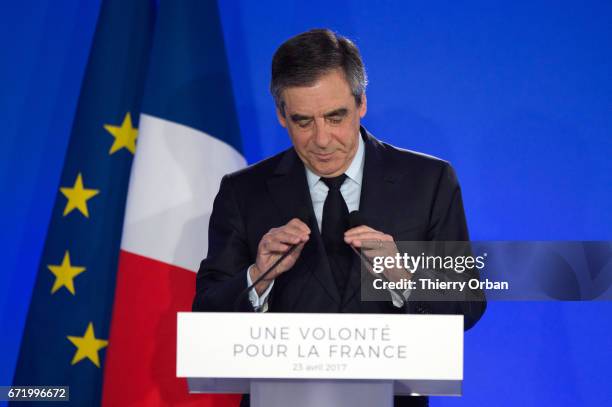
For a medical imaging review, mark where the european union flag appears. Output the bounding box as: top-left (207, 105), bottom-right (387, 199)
top-left (12, 1), bottom-right (155, 404)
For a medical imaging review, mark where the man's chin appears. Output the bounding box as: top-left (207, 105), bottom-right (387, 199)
top-left (310, 164), bottom-right (345, 177)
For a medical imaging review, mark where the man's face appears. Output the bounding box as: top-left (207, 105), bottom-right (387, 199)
top-left (277, 69), bottom-right (367, 177)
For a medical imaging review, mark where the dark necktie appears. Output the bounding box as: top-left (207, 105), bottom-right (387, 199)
top-left (321, 174), bottom-right (352, 296)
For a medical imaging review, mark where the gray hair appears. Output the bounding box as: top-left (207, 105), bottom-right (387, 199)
top-left (270, 29), bottom-right (368, 116)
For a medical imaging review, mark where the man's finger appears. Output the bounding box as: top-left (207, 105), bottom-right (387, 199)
top-left (287, 242), bottom-right (306, 258)
top-left (263, 240), bottom-right (294, 253)
top-left (344, 232), bottom-right (389, 245)
top-left (271, 229), bottom-right (308, 245)
top-left (277, 242), bottom-right (307, 272)
top-left (287, 218), bottom-right (311, 234)
top-left (344, 225), bottom-right (375, 236)
top-left (280, 224), bottom-right (311, 240)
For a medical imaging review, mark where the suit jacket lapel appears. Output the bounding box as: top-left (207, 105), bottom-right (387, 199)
top-left (342, 128), bottom-right (397, 306)
top-left (266, 148), bottom-right (342, 305)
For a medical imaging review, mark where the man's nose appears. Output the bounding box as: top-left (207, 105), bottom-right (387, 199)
top-left (312, 119), bottom-right (332, 148)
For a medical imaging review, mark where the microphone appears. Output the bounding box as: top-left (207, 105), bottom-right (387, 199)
top-left (348, 210), bottom-right (366, 229)
top-left (234, 208), bottom-right (310, 310)
top-left (346, 210), bottom-right (374, 266)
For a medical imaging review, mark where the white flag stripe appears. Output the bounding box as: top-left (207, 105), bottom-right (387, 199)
top-left (121, 113), bottom-right (246, 272)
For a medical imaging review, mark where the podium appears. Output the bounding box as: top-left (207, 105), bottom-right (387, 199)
top-left (177, 312), bottom-right (463, 407)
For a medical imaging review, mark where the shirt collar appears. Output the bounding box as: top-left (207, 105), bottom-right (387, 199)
top-left (305, 132), bottom-right (365, 189)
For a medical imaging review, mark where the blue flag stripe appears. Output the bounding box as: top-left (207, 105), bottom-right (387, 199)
top-left (12, 1), bottom-right (155, 405)
top-left (141, 0), bottom-right (243, 154)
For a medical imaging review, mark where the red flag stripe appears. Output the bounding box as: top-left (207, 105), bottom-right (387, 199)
top-left (102, 250), bottom-right (240, 407)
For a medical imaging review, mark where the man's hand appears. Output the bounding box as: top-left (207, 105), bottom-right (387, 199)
top-left (344, 225), bottom-right (408, 283)
top-left (250, 218), bottom-right (310, 295)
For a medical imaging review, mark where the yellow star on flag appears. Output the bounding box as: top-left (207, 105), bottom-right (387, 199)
top-left (67, 322), bottom-right (108, 368)
top-left (59, 173), bottom-right (99, 218)
top-left (48, 251), bottom-right (85, 295)
top-left (104, 112), bottom-right (138, 154)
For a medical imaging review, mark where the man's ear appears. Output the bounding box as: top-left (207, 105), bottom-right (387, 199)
top-left (276, 106), bottom-right (287, 128)
top-left (358, 93), bottom-right (367, 118)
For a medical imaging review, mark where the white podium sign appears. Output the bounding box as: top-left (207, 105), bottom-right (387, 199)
top-left (177, 312), bottom-right (463, 382)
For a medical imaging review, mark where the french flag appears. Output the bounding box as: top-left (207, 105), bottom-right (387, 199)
top-left (103, 1), bottom-right (244, 406)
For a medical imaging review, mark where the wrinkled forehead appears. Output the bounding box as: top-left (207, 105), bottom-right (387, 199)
top-left (280, 70), bottom-right (356, 116)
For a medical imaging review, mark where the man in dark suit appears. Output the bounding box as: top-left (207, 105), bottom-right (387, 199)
top-left (193, 29), bottom-right (485, 407)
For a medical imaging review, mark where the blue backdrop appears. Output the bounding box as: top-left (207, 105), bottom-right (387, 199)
top-left (1, 0), bottom-right (610, 405)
